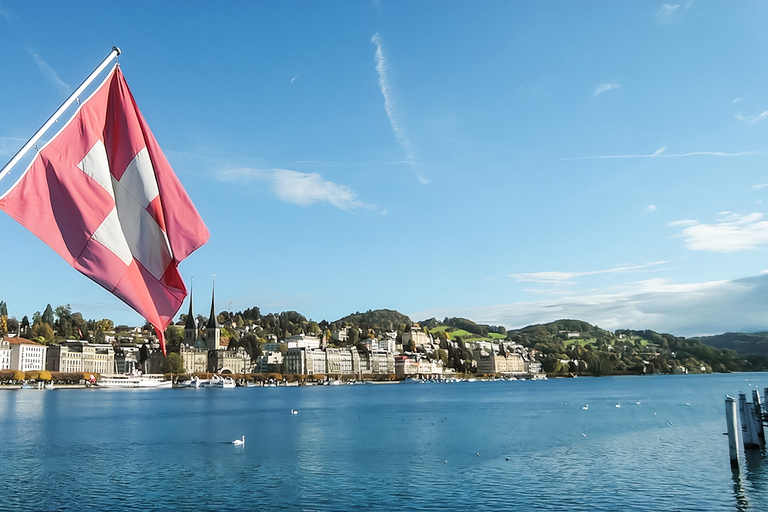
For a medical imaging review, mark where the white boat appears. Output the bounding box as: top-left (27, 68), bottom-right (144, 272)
top-left (183, 376), bottom-right (209, 388)
top-left (97, 372), bottom-right (172, 388)
top-left (208, 374), bottom-right (236, 388)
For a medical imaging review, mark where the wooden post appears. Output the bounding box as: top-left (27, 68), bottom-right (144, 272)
top-left (726, 396), bottom-right (741, 469)
top-left (739, 392), bottom-right (760, 448)
top-left (752, 389), bottom-right (765, 437)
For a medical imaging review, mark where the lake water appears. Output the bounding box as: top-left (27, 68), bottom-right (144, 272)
top-left (2, 373), bottom-right (768, 511)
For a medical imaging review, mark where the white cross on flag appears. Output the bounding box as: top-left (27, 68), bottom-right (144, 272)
top-left (0, 66), bottom-right (209, 355)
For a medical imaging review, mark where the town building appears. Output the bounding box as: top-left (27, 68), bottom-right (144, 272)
top-left (9, 337), bottom-right (47, 371)
top-left (286, 347), bottom-right (327, 375)
top-left (474, 344), bottom-right (528, 375)
top-left (113, 345), bottom-right (140, 374)
top-left (178, 286), bottom-right (251, 374)
top-left (0, 337), bottom-right (11, 370)
top-left (256, 350), bottom-right (283, 373)
top-left (46, 341), bottom-right (115, 374)
top-left (402, 327), bottom-right (431, 349)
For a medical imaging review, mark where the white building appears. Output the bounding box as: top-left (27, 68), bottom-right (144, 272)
top-left (257, 350), bottom-right (283, 373)
top-left (326, 348), bottom-right (355, 374)
top-left (402, 327), bottom-right (431, 349)
top-left (286, 347), bottom-right (327, 375)
top-left (9, 338), bottom-right (48, 371)
top-left (46, 341), bottom-right (115, 374)
top-left (0, 337), bottom-right (11, 370)
top-left (283, 334), bottom-right (321, 349)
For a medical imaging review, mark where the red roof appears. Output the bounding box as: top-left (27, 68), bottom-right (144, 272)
top-left (4, 337), bottom-right (44, 346)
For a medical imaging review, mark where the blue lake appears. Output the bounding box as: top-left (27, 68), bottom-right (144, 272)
top-left (2, 373), bottom-right (768, 511)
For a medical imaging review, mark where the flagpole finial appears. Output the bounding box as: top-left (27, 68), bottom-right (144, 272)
top-left (112, 46), bottom-right (121, 56)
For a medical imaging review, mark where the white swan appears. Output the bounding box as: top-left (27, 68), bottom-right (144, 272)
top-left (291, 409), bottom-right (298, 415)
top-left (233, 435), bottom-right (245, 445)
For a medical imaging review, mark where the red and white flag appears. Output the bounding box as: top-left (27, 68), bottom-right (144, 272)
top-left (0, 66), bottom-right (209, 355)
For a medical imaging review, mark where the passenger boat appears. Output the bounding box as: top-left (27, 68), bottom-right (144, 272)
top-left (208, 374), bottom-right (236, 388)
top-left (97, 372), bottom-right (172, 388)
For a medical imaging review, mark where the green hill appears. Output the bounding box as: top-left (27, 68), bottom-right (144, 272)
top-left (692, 332), bottom-right (768, 356)
top-left (335, 309), bottom-right (412, 332)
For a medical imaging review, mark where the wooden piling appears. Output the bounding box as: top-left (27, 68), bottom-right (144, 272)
top-left (752, 389), bottom-right (765, 438)
top-left (725, 396), bottom-right (741, 469)
top-left (739, 392), bottom-right (760, 448)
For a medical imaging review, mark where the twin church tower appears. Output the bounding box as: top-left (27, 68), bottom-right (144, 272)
top-left (178, 283), bottom-right (251, 374)
top-left (183, 285), bottom-right (221, 351)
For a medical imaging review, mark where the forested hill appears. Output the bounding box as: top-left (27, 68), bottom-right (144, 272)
top-left (334, 309), bottom-right (413, 332)
top-left (692, 332), bottom-right (768, 356)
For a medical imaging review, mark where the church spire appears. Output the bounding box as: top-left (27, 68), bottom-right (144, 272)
top-left (184, 278), bottom-right (197, 345)
top-left (207, 276), bottom-right (218, 329)
top-left (205, 275), bottom-right (221, 350)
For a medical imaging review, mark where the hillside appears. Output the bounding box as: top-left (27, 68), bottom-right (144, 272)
top-left (692, 332), bottom-right (768, 356)
top-left (334, 309), bottom-right (412, 332)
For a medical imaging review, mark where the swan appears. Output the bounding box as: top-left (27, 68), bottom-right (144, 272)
top-left (291, 409), bottom-right (298, 415)
top-left (233, 435), bottom-right (245, 445)
top-left (581, 404), bottom-right (588, 410)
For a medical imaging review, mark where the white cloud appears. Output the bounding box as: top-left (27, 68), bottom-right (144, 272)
top-left (559, 148), bottom-right (762, 161)
top-left (594, 81), bottom-right (620, 96)
top-left (510, 261), bottom-right (666, 284)
top-left (410, 274), bottom-right (768, 337)
top-left (644, 204), bottom-right (658, 213)
top-left (217, 167), bottom-right (367, 210)
top-left (672, 212), bottom-right (768, 252)
top-left (371, 33), bottom-right (425, 184)
top-left (656, 4), bottom-right (680, 20)
top-left (736, 111), bottom-right (768, 123)
top-left (28, 48), bottom-right (69, 94)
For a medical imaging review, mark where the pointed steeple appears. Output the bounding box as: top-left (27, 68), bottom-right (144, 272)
top-left (205, 275), bottom-right (221, 350)
top-left (207, 281), bottom-right (218, 330)
top-left (184, 279), bottom-right (197, 345)
top-left (185, 295), bottom-right (196, 330)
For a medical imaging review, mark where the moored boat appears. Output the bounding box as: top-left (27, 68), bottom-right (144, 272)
top-left (208, 374), bottom-right (236, 388)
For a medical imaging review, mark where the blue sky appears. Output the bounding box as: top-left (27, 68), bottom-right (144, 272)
top-left (2, 1), bottom-right (768, 336)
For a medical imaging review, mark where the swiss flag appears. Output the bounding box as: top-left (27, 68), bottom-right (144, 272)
top-left (0, 66), bottom-right (209, 355)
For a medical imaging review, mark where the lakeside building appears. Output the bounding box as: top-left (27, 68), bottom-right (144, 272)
top-left (394, 354), bottom-right (451, 379)
top-left (9, 337), bottom-right (47, 371)
top-left (46, 341), bottom-right (115, 374)
top-left (256, 350), bottom-right (283, 373)
top-left (401, 327), bottom-right (431, 349)
top-left (0, 337), bottom-right (11, 370)
top-left (365, 334), bottom-right (396, 353)
top-left (473, 343), bottom-right (530, 375)
top-left (177, 287), bottom-right (251, 374)
top-left (281, 346), bottom-right (394, 377)
top-left (283, 334), bottom-right (321, 349)
top-left (113, 345), bottom-right (140, 373)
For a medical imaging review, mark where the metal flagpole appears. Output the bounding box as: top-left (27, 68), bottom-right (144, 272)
top-left (0, 46), bottom-right (121, 182)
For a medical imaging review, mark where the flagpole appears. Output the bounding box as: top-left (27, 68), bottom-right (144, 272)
top-left (0, 46), bottom-right (121, 182)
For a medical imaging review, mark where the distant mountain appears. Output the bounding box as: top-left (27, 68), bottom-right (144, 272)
top-left (693, 332), bottom-right (768, 356)
top-left (335, 309), bottom-right (412, 332)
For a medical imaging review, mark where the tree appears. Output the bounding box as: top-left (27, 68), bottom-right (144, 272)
top-left (96, 318), bottom-right (114, 331)
top-left (0, 301), bottom-right (7, 316)
top-left (160, 352), bottom-right (185, 374)
top-left (42, 304), bottom-right (55, 326)
top-left (20, 315), bottom-right (30, 335)
top-left (347, 327), bottom-right (360, 346)
top-left (165, 325), bottom-right (184, 351)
